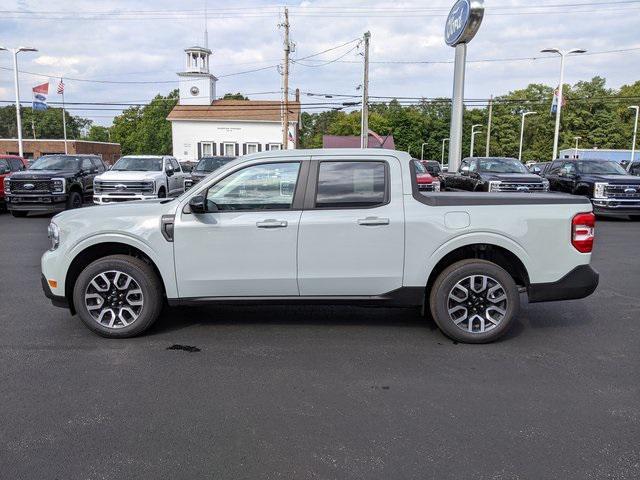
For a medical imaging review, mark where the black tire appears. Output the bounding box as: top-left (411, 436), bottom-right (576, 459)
top-left (72, 254), bottom-right (163, 338)
top-left (429, 259), bottom-right (520, 344)
top-left (157, 187), bottom-right (166, 198)
top-left (10, 210), bottom-right (28, 217)
top-left (66, 190), bottom-right (83, 210)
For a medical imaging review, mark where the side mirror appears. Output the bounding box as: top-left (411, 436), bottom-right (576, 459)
top-left (460, 166), bottom-right (470, 175)
top-left (531, 167), bottom-right (541, 174)
top-left (166, 168), bottom-right (174, 177)
top-left (188, 195), bottom-right (217, 214)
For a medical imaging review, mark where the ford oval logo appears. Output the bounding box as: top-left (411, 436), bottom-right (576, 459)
top-left (115, 184), bottom-right (128, 191)
top-left (625, 188), bottom-right (637, 194)
top-left (23, 183), bottom-right (35, 190)
top-left (444, 0), bottom-right (485, 47)
top-left (445, 0), bottom-right (469, 46)
top-left (517, 186), bottom-right (530, 192)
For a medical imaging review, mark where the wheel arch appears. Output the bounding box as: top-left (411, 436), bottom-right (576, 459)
top-left (425, 242), bottom-right (531, 300)
top-left (64, 241), bottom-right (167, 314)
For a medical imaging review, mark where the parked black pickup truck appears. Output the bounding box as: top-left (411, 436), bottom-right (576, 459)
top-left (543, 158), bottom-right (640, 218)
top-left (443, 157), bottom-right (549, 192)
top-left (184, 156), bottom-right (236, 190)
top-left (4, 154), bottom-right (107, 217)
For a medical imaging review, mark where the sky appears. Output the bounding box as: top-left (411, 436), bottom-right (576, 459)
top-left (1, 0), bottom-right (639, 127)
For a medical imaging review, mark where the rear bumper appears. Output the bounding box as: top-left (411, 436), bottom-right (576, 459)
top-left (41, 274), bottom-right (70, 310)
top-left (527, 264), bottom-right (599, 303)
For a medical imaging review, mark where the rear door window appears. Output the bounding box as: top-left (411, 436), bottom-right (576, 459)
top-left (315, 161), bottom-right (386, 209)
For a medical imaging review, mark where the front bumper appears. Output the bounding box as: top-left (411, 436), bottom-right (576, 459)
top-left (592, 198), bottom-right (640, 215)
top-left (6, 193), bottom-right (68, 212)
top-left (41, 274), bottom-right (70, 310)
top-left (528, 264), bottom-right (599, 303)
top-left (93, 193), bottom-right (158, 204)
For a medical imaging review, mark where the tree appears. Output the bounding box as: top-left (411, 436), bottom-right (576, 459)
top-left (86, 125), bottom-right (111, 143)
top-left (110, 90), bottom-right (178, 155)
top-left (222, 92), bottom-right (249, 100)
top-left (0, 105), bottom-right (91, 140)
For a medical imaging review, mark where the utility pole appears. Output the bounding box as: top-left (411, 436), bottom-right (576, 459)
top-left (628, 106), bottom-right (639, 170)
top-left (281, 7), bottom-right (290, 149)
top-left (360, 31), bottom-right (371, 149)
top-left (485, 95), bottom-right (493, 157)
top-left (31, 116), bottom-right (36, 140)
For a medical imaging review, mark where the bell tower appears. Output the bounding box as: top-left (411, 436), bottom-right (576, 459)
top-left (178, 46), bottom-right (217, 105)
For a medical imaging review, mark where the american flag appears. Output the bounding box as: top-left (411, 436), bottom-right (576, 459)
top-left (56, 79), bottom-right (65, 95)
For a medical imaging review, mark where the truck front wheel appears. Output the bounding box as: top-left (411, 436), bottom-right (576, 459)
top-left (429, 259), bottom-right (519, 343)
top-left (72, 255), bottom-right (163, 338)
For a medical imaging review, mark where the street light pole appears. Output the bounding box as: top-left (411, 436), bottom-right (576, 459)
top-left (541, 47), bottom-right (586, 161)
top-left (441, 138), bottom-right (449, 169)
top-left (518, 111), bottom-right (537, 161)
top-left (573, 136), bottom-right (582, 158)
top-left (470, 124), bottom-right (482, 157)
top-left (0, 46), bottom-right (38, 158)
top-left (628, 106), bottom-right (639, 170)
top-left (421, 142), bottom-right (428, 160)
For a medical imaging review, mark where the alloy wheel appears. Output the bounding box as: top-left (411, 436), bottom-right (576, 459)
top-left (84, 270), bottom-right (144, 329)
top-left (447, 274), bottom-right (508, 334)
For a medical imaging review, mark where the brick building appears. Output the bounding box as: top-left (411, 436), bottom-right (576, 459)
top-left (0, 139), bottom-right (122, 165)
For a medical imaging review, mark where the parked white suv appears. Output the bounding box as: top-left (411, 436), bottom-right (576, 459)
top-left (93, 155), bottom-right (186, 204)
top-left (42, 149), bottom-right (599, 343)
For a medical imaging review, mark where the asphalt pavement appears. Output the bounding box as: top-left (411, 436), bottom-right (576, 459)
top-left (0, 211), bottom-right (638, 479)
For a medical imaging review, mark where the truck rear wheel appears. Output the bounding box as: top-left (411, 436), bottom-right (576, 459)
top-left (72, 254), bottom-right (163, 338)
top-left (429, 259), bottom-right (519, 343)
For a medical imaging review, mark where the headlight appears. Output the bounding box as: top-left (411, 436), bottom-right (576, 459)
top-left (594, 182), bottom-right (607, 199)
top-left (3, 177), bottom-right (10, 194)
top-left (432, 180), bottom-right (441, 192)
top-left (47, 222), bottom-right (60, 251)
top-left (51, 178), bottom-right (65, 194)
top-left (488, 180), bottom-right (502, 192)
top-left (541, 179), bottom-right (550, 191)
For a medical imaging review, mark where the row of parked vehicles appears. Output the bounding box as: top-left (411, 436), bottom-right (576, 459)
top-left (1, 154), bottom-right (237, 217)
top-left (420, 156), bottom-right (640, 219)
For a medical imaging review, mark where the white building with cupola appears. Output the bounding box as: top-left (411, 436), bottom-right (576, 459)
top-left (168, 45), bottom-right (299, 162)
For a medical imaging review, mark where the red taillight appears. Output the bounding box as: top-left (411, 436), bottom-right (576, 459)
top-left (572, 212), bottom-right (595, 253)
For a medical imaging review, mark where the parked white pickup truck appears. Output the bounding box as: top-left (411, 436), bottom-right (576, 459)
top-left (93, 155), bottom-right (186, 204)
top-left (42, 149), bottom-right (599, 343)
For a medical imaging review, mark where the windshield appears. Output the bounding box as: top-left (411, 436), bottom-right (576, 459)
top-left (195, 157), bottom-right (234, 172)
top-left (30, 156), bottom-right (80, 171)
top-left (577, 161), bottom-right (627, 175)
top-left (112, 157), bottom-right (163, 172)
top-left (413, 161), bottom-right (427, 173)
top-left (478, 158), bottom-right (529, 174)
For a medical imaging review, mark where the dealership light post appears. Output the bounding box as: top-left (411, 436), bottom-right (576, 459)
top-left (445, 0), bottom-right (485, 172)
top-left (573, 136), bottom-right (581, 158)
top-left (628, 106), bottom-right (639, 170)
top-left (441, 138), bottom-right (449, 168)
top-left (541, 47), bottom-right (586, 161)
top-left (0, 46), bottom-right (38, 158)
top-left (470, 124), bottom-right (482, 157)
top-left (518, 111), bottom-right (537, 161)
top-left (421, 142), bottom-right (428, 160)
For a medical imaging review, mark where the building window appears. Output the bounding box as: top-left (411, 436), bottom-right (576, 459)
top-left (223, 142), bottom-right (237, 157)
top-left (201, 142), bottom-right (214, 157)
top-left (246, 143), bottom-right (259, 154)
top-left (268, 143), bottom-right (282, 151)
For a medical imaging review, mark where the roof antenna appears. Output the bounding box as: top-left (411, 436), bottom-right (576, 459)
top-left (204, 0), bottom-right (209, 49)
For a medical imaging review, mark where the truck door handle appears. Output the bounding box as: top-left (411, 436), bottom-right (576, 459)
top-left (256, 219), bottom-right (288, 228)
top-left (357, 216), bottom-right (390, 226)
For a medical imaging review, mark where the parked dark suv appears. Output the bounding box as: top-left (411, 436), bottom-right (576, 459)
top-left (444, 157), bottom-right (549, 192)
top-left (0, 155), bottom-right (28, 211)
top-left (184, 156), bottom-right (236, 190)
top-left (544, 158), bottom-right (640, 218)
top-left (4, 154), bottom-right (107, 217)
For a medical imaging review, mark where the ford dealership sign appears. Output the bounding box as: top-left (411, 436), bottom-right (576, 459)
top-left (445, 0), bottom-right (485, 47)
